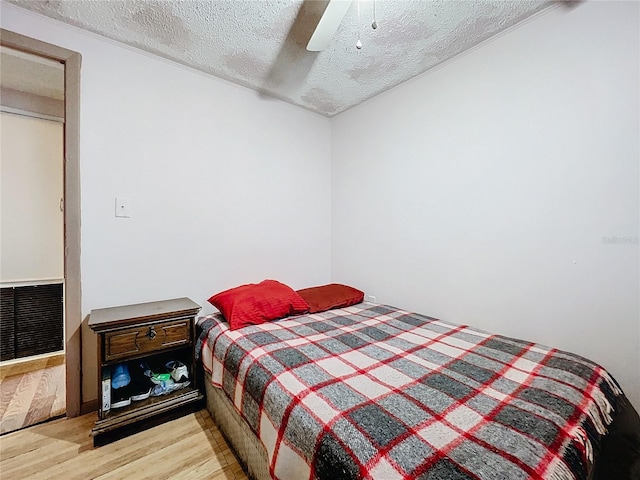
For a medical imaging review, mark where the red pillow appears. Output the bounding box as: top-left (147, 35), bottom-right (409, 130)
top-left (296, 283), bottom-right (364, 314)
top-left (208, 280), bottom-right (309, 330)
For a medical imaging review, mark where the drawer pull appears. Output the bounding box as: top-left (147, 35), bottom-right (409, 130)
top-left (148, 326), bottom-right (157, 339)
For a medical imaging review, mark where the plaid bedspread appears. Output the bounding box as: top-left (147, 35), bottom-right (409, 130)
top-left (198, 303), bottom-right (622, 480)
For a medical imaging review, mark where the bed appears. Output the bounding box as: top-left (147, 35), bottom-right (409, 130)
top-left (197, 301), bottom-right (640, 480)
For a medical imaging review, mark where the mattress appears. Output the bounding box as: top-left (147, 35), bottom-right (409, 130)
top-left (197, 302), bottom-right (640, 480)
top-left (205, 376), bottom-right (271, 480)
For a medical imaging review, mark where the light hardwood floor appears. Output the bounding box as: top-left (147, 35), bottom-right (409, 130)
top-left (0, 354), bottom-right (66, 434)
top-left (0, 409), bottom-right (248, 480)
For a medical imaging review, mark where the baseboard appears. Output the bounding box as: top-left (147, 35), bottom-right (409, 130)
top-left (81, 399), bottom-right (98, 415)
top-left (0, 352), bottom-right (65, 380)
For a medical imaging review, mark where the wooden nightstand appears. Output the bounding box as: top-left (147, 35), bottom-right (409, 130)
top-left (88, 297), bottom-right (203, 446)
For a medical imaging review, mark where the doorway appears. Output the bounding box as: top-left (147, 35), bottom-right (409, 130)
top-left (0, 29), bottom-right (81, 427)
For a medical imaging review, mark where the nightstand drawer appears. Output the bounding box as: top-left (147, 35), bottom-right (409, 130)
top-left (104, 318), bottom-right (191, 361)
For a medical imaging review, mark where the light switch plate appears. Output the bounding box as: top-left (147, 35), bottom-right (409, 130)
top-left (115, 197), bottom-right (131, 218)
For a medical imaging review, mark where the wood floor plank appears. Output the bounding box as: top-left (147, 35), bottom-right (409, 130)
top-left (27, 414), bottom-right (204, 480)
top-left (0, 413), bottom-right (95, 460)
top-left (178, 461), bottom-right (249, 480)
top-left (1, 369), bottom-right (43, 433)
top-left (94, 430), bottom-right (220, 480)
top-left (0, 375), bottom-right (21, 421)
top-left (0, 426), bottom-right (93, 478)
top-left (36, 363), bottom-right (65, 417)
top-left (0, 409), bottom-right (247, 480)
top-left (0, 357), bottom-right (66, 434)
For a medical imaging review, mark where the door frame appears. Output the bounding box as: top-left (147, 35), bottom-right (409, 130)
top-left (1, 29), bottom-right (82, 417)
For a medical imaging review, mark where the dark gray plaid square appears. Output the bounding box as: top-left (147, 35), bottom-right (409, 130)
top-left (395, 314), bottom-right (428, 327)
top-left (389, 435), bottom-right (433, 474)
top-left (245, 363), bottom-right (271, 401)
top-left (359, 344), bottom-right (396, 361)
top-left (332, 417), bottom-right (377, 464)
top-left (477, 345), bottom-right (518, 364)
top-left (272, 348), bottom-right (311, 369)
top-left (246, 331), bottom-right (281, 346)
top-left (298, 343), bottom-right (329, 361)
top-left (517, 387), bottom-right (576, 420)
top-left (331, 315), bottom-right (359, 326)
top-left (443, 370), bottom-right (483, 392)
top-left (222, 373), bottom-right (235, 398)
top-left (423, 321), bottom-right (456, 334)
top-left (376, 322), bottom-right (403, 336)
top-left (414, 347), bottom-right (453, 367)
top-left (490, 376), bottom-right (521, 395)
top-left (421, 373), bottom-right (474, 400)
top-left (494, 405), bottom-right (559, 446)
top-left (285, 405), bottom-right (322, 461)
top-left (405, 384), bottom-right (456, 414)
top-left (460, 352), bottom-right (503, 372)
top-left (417, 458), bottom-right (474, 480)
top-left (544, 356), bottom-right (593, 381)
top-left (262, 381), bottom-right (289, 427)
top-left (288, 325), bottom-right (322, 337)
top-left (294, 364), bottom-right (333, 386)
top-left (336, 333), bottom-right (368, 349)
top-left (536, 366), bottom-right (589, 391)
top-left (475, 423), bottom-right (546, 469)
top-left (349, 404), bottom-right (407, 448)
top-left (378, 393), bottom-right (431, 427)
top-left (313, 432), bottom-right (360, 480)
top-left (387, 336), bottom-right (422, 351)
top-left (359, 326), bottom-right (391, 342)
top-left (319, 382), bottom-right (366, 410)
top-left (509, 398), bottom-right (565, 429)
top-left (448, 442), bottom-right (529, 479)
top-left (224, 344), bottom-right (246, 377)
top-left (456, 330), bottom-right (489, 345)
top-left (484, 337), bottom-right (526, 356)
top-left (389, 358), bottom-right (429, 379)
top-left (521, 349), bottom-right (546, 364)
top-left (241, 392), bottom-right (259, 432)
top-left (465, 392), bottom-right (500, 416)
top-left (319, 338), bottom-right (353, 354)
top-left (447, 360), bottom-right (495, 384)
top-left (307, 321), bottom-right (336, 333)
top-left (258, 356), bottom-right (286, 376)
top-left (361, 305), bottom-right (396, 316)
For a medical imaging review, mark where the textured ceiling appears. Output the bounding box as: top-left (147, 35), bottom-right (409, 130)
top-left (7, 0), bottom-right (553, 116)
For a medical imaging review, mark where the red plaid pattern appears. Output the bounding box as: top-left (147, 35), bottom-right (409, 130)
top-left (199, 303), bottom-right (622, 480)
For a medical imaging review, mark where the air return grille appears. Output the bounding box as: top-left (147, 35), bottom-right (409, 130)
top-left (0, 284), bottom-right (63, 360)
top-left (0, 288), bottom-right (15, 361)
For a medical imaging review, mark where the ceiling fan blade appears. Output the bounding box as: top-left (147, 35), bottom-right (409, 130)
top-left (306, 0), bottom-right (353, 51)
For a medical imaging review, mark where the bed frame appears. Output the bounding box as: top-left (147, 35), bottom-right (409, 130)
top-left (205, 372), bottom-right (270, 480)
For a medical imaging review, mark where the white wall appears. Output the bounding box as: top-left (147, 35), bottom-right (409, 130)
top-left (1, 112), bottom-right (64, 283)
top-left (1, 4), bottom-right (332, 402)
top-left (332, 2), bottom-right (640, 409)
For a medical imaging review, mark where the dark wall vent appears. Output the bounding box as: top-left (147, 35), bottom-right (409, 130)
top-left (0, 284), bottom-right (63, 360)
top-left (0, 288), bottom-right (15, 361)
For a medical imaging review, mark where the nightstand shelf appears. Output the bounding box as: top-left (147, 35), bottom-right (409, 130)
top-left (88, 297), bottom-right (203, 446)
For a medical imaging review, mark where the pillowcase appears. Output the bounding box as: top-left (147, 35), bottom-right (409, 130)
top-left (296, 283), bottom-right (364, 314)
top-left (208, 279), bottom-right (309, 330)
